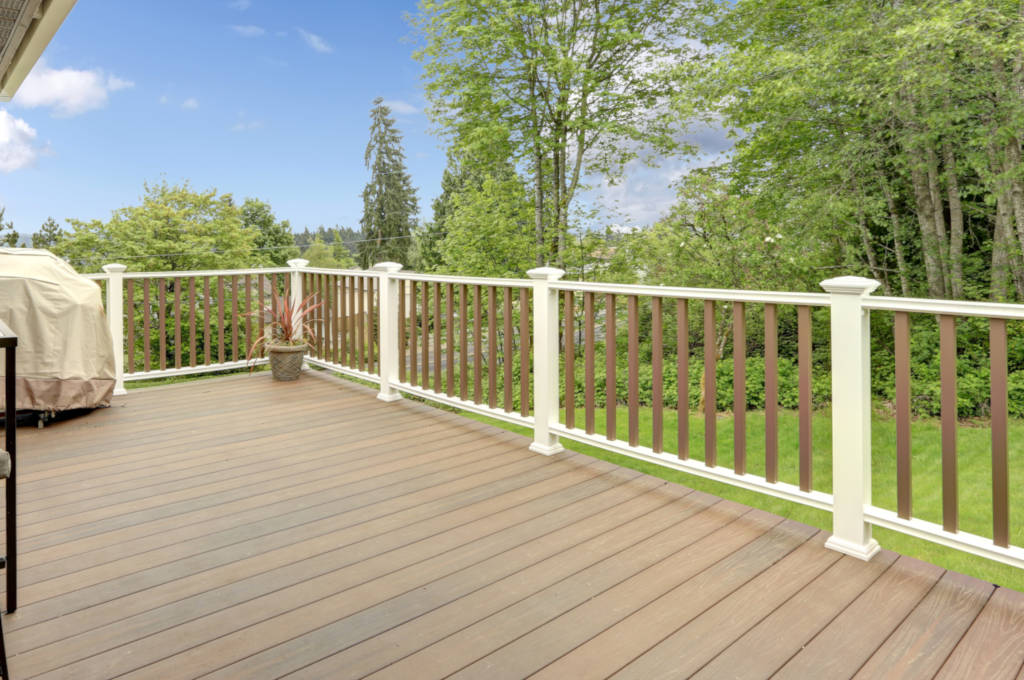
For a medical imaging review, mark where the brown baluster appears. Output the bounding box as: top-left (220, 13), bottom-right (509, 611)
top-left (894, 311), bottom-right (911, 518)
top-left (126, 279), bottom-right (136, 374)
top-left (627, 295), bottom-right (640, 447)
top-left (143, 278), bottom-right (151, 371)
top-left (606, 294), bottom-right (616, 441)
top-left (733, 301), bottom-right (746, 475)
top-left (797, 305), bottom-right (813, 491)
top-left (677, 299), bottom-right (689, 460)
top-left (189, 278), bottom-right (197, 367)
top-left (704, 300), bottom-right (716, 466)
top-left (940, 314), bottom-right (958, 532)
top-left (519, 287), bottom-right (530, 416)
top-left (764, 303), bottom-right (778, 482)
top-left (447, 283), bottom-right (455, 396)
top-left (173, 278), bottom-right (182, 369)
top-left (991, 317), bottom-right (1009, 547)
top-left (565, 290), bottom-right (575, 428)
top-left (651, 297), bottom-right (663, 453)
top-left (488, 286), bottom-right (498, 408)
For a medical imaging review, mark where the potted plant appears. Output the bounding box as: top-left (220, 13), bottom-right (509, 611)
top-left (247, 289), bottom-right (324, 381)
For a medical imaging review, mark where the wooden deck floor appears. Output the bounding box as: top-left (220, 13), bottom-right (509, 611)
top-left (4, 371), bottom-right (1024, 679)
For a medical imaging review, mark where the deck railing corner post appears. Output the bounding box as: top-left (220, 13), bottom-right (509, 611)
top-left (101, 263), bottom-right (128, 395)
top-left (821, 275), bottom-right (881, 560)
top-left (372, 262), bottom-right (404, 402)
top-left (527, 266), bottom-right (566, 455)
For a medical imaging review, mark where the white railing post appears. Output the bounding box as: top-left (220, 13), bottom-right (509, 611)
top-left (101, 263), bottom-right (128, 396)
top-left (527, 266), bottom-right (566, 455)
top-left (287, 259), bottom-right (309, 369)
top-left (372, 262), bottom-right (403, 402)
top-left (821, 275), bottom-right (881, 560)
top-left (286, 258), bottom-right (309, 326)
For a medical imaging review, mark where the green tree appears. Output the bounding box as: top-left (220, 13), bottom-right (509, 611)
top-left (31, 217), bottom-right (63, 250)
top-left (413, 0), bottom-right (693, 265)
top-left (681, 0), bottom-right (1024, 301)
top-left (358, 98), bottom-right (418, 267)
top-left (54, 181), bottom-right (256, 272)
top-left (303, 235), bottom-right (356, 269)
top-left (240, 198), bottom-right (299, 265)
top-left (0, 207), bottom-right (18, 247)
top-left (439, 172), bottom-right (536, 277)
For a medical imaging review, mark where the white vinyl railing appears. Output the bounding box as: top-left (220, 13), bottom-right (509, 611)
top-left (85, 261), bottom-right (1024, 570)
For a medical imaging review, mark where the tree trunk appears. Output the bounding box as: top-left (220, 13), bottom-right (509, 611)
top-left (926, 146), bottom-right (951, 296)
top-left (879, 174), bottom-right (912, 297)
top-left (908, 157), bottom-right (946, 298)
top-left (991, 205), bottom-right (1011, 301)
top-left (942, 141), bottom-right (965, 298)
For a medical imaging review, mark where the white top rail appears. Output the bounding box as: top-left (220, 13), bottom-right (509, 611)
top-left (864, 295), bottom-right (1024, 320)
top-left (299, 266), bottom-right (378, 277)
top-left (550, 279), bottom-right (832, 307)
top-left (391, 271), bottom-right (530, 289)
top-left (84, 267), bottom-right (295, 281)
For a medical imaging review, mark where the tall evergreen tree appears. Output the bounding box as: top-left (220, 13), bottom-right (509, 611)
top-left (32, 217), bottom-right (63, 250)
top-left (358, 98), bottom-right (418, 267)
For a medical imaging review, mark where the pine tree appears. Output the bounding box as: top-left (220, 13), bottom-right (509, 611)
top-left (32, 216), bottom-right (63, 250)
top-left (357, 98), bottom-right (418, 268)
top-left (0, 207), bottom-right (18, 247)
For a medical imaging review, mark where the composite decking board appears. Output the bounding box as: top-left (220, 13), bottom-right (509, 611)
top-left (10, 450), bottom-right (567, 632)
top-left (16, 406), bottom-right (454, 513)
top-left (772, 555), bottom-right (945, 680)
top-left (443, 510), bottom-right (784, 680)
top-left (60, 471), bottom-right (652, 678)
top-left (363, 501), bottom-right (754, 680)
top-left (15, 427), bottom-right (538, 593)
top-left (12, 451), bottom-right (599, 655)
top-left (934, 586), bottom-right (1024, 680)
top-left (0, 371), bottom-right (1015, 680)
top-left (16, 459), bottom-right (629, 677)
top-left (199, 477), bottom-right (681, 679)
top-left (528, 519), bottom-right (819, 680)
top-left (852, 570), bottom-right (995, 680)
top-left (16, 408), bottom-right (461, 530)
top-left (15, 419), bottom-right (510, 574)
top-left (609, 532), bottom-right (841, 680)
top-left (16, 402), bottom-right (490, 524)
top-left (284, 487), bottom-right (717, 680)
top-left (689, 550), bottom-right (900, 680)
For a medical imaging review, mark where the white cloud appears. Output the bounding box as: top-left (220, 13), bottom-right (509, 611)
top-left (297, 29), bottom-right (333, 54)
top-left (13, 64), bottom-right (134, 117)
top-left (181, 98), bottom-right (199, 110)
top-left (231, 119), bottom-right (263, 132)
top-left (0, 110), bottom-right (45, 173)
top-left (229, 0), bottom-right (251, 9)
top-left (230, 24), bottom-right (265, 37)
top-left (382, 99), bottom-right (419, 115)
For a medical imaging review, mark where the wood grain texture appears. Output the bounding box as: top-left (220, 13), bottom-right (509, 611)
top-left (934, 586), bottom-right (1024, 680)
top-left (853, 571), bottom-right (994, 680)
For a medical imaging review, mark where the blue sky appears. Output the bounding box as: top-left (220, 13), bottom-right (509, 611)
top-left (0, 0), bottom-right (729, 241)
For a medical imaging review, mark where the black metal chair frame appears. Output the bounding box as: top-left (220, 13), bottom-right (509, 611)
top-left (0, 320), bottom-right (19, 680)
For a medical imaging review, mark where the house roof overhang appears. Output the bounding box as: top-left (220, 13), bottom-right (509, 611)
top-left (0, 0), bottom-right (77, 102)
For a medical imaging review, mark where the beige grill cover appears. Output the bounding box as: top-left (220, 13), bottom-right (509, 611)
top-left (0, 248), bottom-right (115, 411)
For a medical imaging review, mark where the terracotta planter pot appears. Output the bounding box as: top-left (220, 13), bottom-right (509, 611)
top-left (266, 343), bottom-right (307, 381)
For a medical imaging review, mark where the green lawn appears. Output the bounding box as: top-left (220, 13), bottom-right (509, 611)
top-left (462, 404), bottom-right (1024, 592)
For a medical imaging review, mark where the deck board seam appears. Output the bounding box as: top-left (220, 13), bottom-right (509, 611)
top-left (34, 467), bottom-right (648, 676)
top-left (437, 507), bottom-right (770, 679)
top-left (9, 452), bottom-right (607, 641)
top-left (12, 444), bottom-right (551, 616)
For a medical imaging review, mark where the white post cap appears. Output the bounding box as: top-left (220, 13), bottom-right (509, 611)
top-left (820, 276), bottom-right (880, 296)
top-left (101, 263), bottom-right (127, 273)
top-left (372, 262), bottom-right (404, 274)
top-left (287, 258), bottom-right (310, 268)
top-left (526, 266), bottom-right (565, 281)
